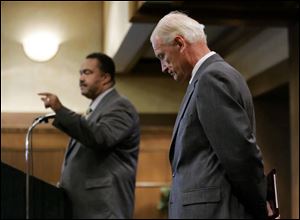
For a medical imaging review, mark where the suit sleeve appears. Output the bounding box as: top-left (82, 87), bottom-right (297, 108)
top-left (196, 70), bottom-right (267, 218)
top-left (52, 102), bottom-right (137, 151)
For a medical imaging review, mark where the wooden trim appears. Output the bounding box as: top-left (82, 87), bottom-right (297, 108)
top-left (288, 22), bottom-right (299, 219)
top-left (136, 181), bottom-right (170, 188)
top-left (1, 147), bottom-right (65, 152)
top-left (1, 112), bottom-right (177, 128)
top-left (1, 127), bottom-right (62, 133)
top-left (1, 112), bottom-right (56, 129)
top-left (140, 113), bottom-right (176, 127)
top-left (99, 1), bottom-right (104, 52)
top-left (128, 1), bottom-right (140, 21)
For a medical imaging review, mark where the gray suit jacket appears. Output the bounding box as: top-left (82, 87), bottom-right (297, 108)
top-left (169, 54), bottom-right (267, 219)
top-left (53, 89), bottom-right (140, 219)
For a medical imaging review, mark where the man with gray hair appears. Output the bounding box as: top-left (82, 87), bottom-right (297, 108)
top-left (151, 11), bottom-right (269, 219)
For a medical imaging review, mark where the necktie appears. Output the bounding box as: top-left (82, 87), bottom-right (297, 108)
top-left (85, 107), bottom-right (92, 119)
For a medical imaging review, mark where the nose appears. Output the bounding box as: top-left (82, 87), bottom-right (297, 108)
top-left (79, 73), bottom-right (85, 80)
top-left (161, 61), bottom-right (169, 73)
top-left (79, 75), bottom-right (85, 84)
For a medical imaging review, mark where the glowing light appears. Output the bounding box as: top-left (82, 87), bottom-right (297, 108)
top-left (23, 31), bottom-right (60, 62)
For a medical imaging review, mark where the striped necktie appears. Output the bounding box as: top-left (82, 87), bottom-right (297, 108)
top-left (85, 107), bottom-right (92, 119)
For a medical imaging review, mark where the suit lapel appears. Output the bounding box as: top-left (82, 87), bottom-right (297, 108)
top-left (169, 83), bottom-right (195, 162)
top-left (66, 138), bottom-right (76, 157)
top-left (63, 138), bottom-right (77, 166)
top-left (64, 89), bottom-right (119, 163)
top-left (169, 53), bottom-right (224, 164)
top-left (172, 83), bottom-right (195, 140)
top-left (88, 89), bottom-right (118, 122)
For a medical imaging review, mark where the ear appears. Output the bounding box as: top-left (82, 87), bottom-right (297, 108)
top-left (174, 36), bottom-right (185, 52)
top-left (102, 73), bottom-right (112, 85)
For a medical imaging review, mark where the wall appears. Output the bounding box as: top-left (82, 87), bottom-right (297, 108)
top-left (1, 112), bottom-right (172, 219)
top-left (103, 1), bottom-right (131, 57)
top-left (248, 57), bottom-right (298, 218)
top-left (1, 1), bottom-right (298, 218)
top-left (0, 3), bottom-right (186, 218)
top-left (254, 85), bottom-right (291, 218)
top-left (1, 1), bottom-right (186, 114)
top-left (1, 1), bottom-right (103, 113)
top-left (116, 75), bottom-right (186, 113)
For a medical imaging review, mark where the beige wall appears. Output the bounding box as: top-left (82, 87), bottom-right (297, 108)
top-left (254, 85), bottom-right (291, 218)
top-left (1, 1), bottom-right (103, 113)
top-left (1, 1), bottom-right (185, 114)
top-left (116, 76), bottom-right (185, 113)
top-left (103, 1), bottom-right (131, 57)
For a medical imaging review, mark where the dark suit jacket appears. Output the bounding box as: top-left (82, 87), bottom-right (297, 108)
top-left (53, 89), bottom-right (140, 219)
top-left (169, 54), bottom-right (267, 219)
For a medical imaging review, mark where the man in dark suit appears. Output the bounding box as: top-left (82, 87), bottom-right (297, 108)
top-left (150, 11), bottom-right (269, 219)
top-left (39, 53), bottom-right (140, 219)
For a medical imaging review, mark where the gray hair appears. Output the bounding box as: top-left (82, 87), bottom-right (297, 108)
top-left (150, 11), bottom-right (207, 45)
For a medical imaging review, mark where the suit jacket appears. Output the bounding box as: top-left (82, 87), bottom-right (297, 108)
top-left (169, 54), bottom-right (267, 219)
top-left (53, 89), bottom-right (140, 219)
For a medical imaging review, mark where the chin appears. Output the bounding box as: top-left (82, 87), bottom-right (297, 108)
top-left (84, 93), bottom-right (94, 100)
top-left (81, 91), bottom-right (88, 97)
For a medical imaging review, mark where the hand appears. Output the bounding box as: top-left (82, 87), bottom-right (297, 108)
top-left (56, 181), bottom-right (61, 188)
top-left (266, 201), bottom-right (274, 217)
top-left (266, 201), bottom-right (280, 219)
top-left (38, 92), bottom-right (63, 112)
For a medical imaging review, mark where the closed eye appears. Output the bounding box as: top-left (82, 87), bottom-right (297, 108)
top-left (80, 69), bottom-right (93, 75)
top-left (156, 53), bottom-right (165, 61)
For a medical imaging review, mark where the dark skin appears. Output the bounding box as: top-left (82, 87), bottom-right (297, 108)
top-left (38, 58), bottom-right (113, 112)
top-left (38, 92), bottom-right (63, 111)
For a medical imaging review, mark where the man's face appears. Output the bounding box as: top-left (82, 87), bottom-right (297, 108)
top-left (152, 36), bottom-right (189, 83)
top-left (79, 58), bottom-right (105, 100)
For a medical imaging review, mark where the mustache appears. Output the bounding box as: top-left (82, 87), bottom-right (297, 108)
top-left (79, 81), bottom-right (87, 87)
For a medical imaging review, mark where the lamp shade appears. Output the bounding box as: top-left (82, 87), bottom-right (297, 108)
top-left (23, 31), bottom-right (59, 62)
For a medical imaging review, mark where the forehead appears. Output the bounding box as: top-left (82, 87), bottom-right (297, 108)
top-left (152, 37), bottom-right (167, 55)
top-left (80, 58), bottom-right (99, 70)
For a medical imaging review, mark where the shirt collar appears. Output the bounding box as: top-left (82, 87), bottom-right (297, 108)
top-left (189, 51), bottom-right (216, 84)
top-left (89, 87), bottom-right (115, 111)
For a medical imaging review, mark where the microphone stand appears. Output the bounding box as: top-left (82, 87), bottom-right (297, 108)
top-left (25, 113), bottom-right (55, 219)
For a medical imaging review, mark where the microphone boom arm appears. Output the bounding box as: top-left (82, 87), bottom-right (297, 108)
top-left (25, 112), bottom-right (55, 219)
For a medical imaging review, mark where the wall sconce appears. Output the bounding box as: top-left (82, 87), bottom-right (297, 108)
top-left (22, 31), bottom-right (60, 62)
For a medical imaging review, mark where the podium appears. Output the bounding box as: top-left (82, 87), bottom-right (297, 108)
top-left (1, 162), bottom-right (71, 219)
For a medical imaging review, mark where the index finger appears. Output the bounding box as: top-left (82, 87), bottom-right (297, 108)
top-left (38, 92), bottom-right (52, 96)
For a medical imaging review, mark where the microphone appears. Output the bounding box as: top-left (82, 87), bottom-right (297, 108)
top-left (25, 111), bottom-right (55, 219)
top-left (34, 112), bottom-right (56, 124)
